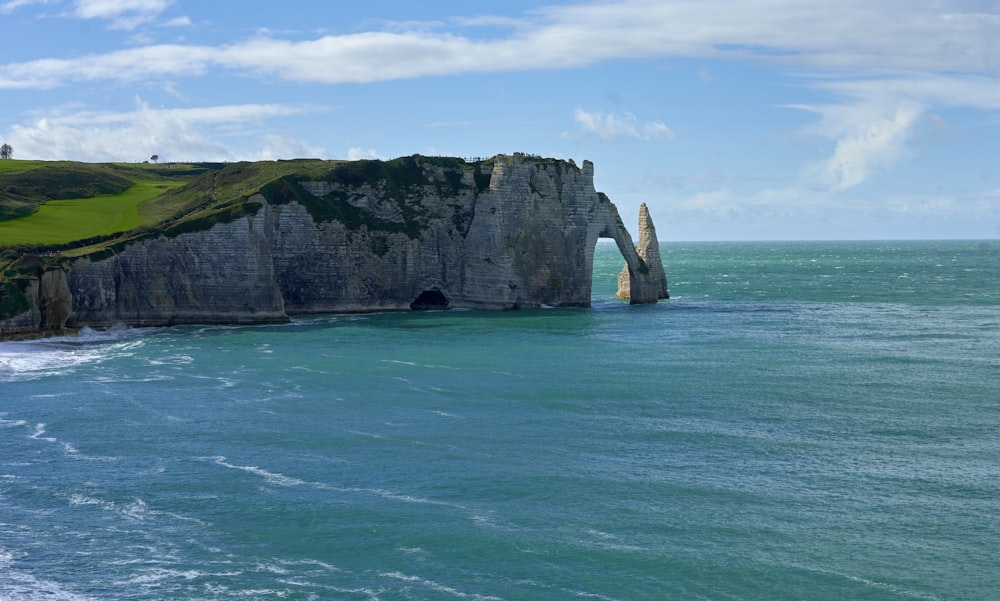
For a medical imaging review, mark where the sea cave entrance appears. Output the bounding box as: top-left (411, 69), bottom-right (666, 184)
top-left (410, 289), bottom-right (450, 311)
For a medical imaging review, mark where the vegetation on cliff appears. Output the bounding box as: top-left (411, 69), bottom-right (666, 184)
top-left (0, 154), bottom-right (579, 319)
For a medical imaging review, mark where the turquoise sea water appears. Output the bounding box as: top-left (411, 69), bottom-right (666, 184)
top-left (1, 240), bottom-right (998, 601)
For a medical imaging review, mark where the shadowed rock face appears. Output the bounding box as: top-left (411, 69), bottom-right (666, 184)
top-left (1, 154), bottom-right (667, 337)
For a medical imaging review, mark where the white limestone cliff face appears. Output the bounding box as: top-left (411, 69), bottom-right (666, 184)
top-left (1, 154), bottom-right (667, 337)
top-left (616, 203), bottom-right (669, 301)
top-left (67, 209), bottom-right (287, 327)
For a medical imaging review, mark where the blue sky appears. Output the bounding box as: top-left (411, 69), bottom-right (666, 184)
top-left (2, 0), bottom-right (1000, 240)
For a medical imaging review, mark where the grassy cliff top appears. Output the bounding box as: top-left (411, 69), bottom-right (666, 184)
top-left (0, 153), bottom-right (589, 320)
top-left (0, 153), bottom-right (581, 276)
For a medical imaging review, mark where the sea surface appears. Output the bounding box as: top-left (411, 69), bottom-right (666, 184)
top-left (1, 240), bottom-right (998, 601)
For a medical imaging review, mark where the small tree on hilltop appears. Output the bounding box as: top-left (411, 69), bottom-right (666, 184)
top-left (0, 144), bottom-right (11, 159)
top-left (150, 154), bottom-right (158, 163)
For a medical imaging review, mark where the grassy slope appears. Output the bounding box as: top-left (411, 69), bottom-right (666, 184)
top-left (0, 156), bottom-right (486, 252)
top-left (0, 159), bottom-right (49, 173)
top-left (0, 179), bottom-right (183, 245)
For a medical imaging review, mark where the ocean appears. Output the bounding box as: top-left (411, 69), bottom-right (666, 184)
top-left (1, 240), bottom-right (998, 601)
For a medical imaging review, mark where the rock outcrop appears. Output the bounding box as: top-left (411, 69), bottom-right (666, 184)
top-left (1, 154), bottom-right (668, 338)
top-left (616, 203), bottom-right (669, 301)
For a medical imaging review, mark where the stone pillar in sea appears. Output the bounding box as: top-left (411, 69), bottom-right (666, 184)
top-left (615, 203), bottom-right (669, 301)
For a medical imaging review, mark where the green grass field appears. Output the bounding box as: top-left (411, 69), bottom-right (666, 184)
top-left (0, 179), bottom-right (183, 246)
top-left (0, 159), bottom-right (50, 174)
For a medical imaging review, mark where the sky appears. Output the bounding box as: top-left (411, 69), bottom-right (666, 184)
top-left (2, 0), bottom-right (1000, 241)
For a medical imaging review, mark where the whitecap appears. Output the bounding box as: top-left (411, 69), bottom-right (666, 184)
top-left (0, 547), bottom-right (97, 601)
top-left (276, 558), bottom-right (342, 572)
top-left (68, 494), bottom-right (204, 525)
top-left (0, 417), bottom-right (27, 429)
top-left (29, 423), bottom-right (56, 443)
top-left (0, 325), bottom-right (154, 382)
top-left (114, 566), bottom-right (241, 587)
top-left (564, 590), bottom-right (620, 601)
top-left (26, 423), bottom-right (112, 461)
top-left (204, 456), bottom-right (306, 487)
top-left (380, 571), bottom-right (504, 600)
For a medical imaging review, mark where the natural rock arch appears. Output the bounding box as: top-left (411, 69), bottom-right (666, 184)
top-left (587, 196), bottom-right (668, 304)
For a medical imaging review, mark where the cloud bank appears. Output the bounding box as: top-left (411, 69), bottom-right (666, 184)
top-left (7, 99), bottom-right (326, 162)
top-left (2, 0), bottom-right (998, 88)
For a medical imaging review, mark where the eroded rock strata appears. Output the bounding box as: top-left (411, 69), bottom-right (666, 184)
top-left (1, 154), bottom-right (667, 337)
top-left (616, 202), bottom-right (669, 301)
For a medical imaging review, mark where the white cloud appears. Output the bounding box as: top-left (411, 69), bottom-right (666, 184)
top-left (0, 0), bottom-right (51, 13)
top-left (161, 14), bottom-right (188, 27)
top-left (251, 135), bottom-right (326, 161)
top-left (347, 147), bottom-right (380, 161)
top-left (6, 99), bottom-right (327, 162)
top-left (73, 0), bottom-right (172, 29)
top-left (643, 181), bottom-right (1000, 240)
top-left (796, 102), bottom-right (924, 191)
top-left (574, 108), bottom-right (674, 142)
top-left (3, 1), bottom-right (999, 88)
top-left (0, 44), bottom-right (216, 89)
top-left (786, 73), bottom-right (1000, 190)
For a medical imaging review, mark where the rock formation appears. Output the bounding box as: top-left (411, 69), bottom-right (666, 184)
top-left (1, 154), bottom-right (668, 338)
top-left (616, 202), bottom-right (669, 301)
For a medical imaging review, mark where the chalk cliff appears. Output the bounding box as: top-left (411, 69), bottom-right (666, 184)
top-left (1, 154), bottom-right (666, 337)
top-left (616, 203), bottom-right (669, 301)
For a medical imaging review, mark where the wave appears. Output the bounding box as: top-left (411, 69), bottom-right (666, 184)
top-left (0, 323), bottom-right (153, 382)
top-left (380, 358), bottom-right (461, 370)
top-left (21, 422), bottom-right (116, 462)
top-left (379, 571), bottom-right (504, 601)
top-left (202, 455), bottom-right (476, 513)
top-left (66, 494), bottom-right (207, 526)
top-left (782, 562), bottom-right (944, 601)
top-left (203, 456), bottom-right (307, 487)
top-left (0, 548), bottom-right (96, 601)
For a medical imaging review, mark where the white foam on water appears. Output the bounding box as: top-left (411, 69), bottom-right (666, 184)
top-left (29, 422), bottom-right (56, 443)
top-left (202, 456), bottom-right (481, 523)
top-left (0, 414), bottom-right (28, 428)
top-left (69, 494), bottom-right (156, 523)
top-left (23, 422), bottom-right (114, 461)
top-left (380, 571), bottom-right (504, 601)
top-left (147, 354), bottom-right (193, 366)
top-left (0, 547), bottom-right (96, 601)
top-left (205, 456), bottom-right (307, 487)
top-left (380, 358), bottom-right (460, 370)
top-left (115, 567), bottom-right (205, 585)
top-left (276, 557), bottom-right (343, 572)
top-left (345, 429), bottom-right (386, 439)
top-left (67, 493), bottom-right (206, 526)
top-left (0, 324), bottom-right (153, 382)
top-left (565, 589), bottom-right (621, 601)
top-left (367, 488), bottom-right (467, 510)
top-left (785, 562), bottom-right (944, 601)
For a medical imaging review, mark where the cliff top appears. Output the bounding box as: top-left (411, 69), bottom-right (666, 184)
top-left (0, 153), bottom-right (586, 288)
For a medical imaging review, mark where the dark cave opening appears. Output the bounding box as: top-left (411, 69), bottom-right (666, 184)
top-left (409, 289), bottom-right (450, 310)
